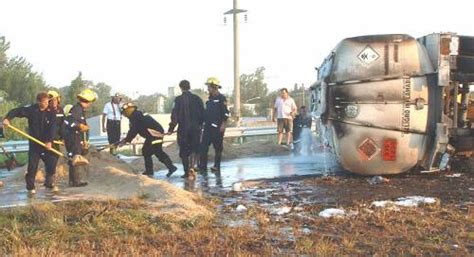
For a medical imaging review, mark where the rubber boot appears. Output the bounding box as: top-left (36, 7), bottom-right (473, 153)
top-left (180, 157), bottom-right (190, 178)
top-left (198, 153), bottom-right (208, 174)
top-left (211, 151), bottom-right (222, 173)
top-left (161, 155), bottom-right (177, 177)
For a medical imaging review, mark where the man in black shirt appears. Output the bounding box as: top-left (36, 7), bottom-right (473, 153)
top-left (168, 80), bottom-right (204, 179)
top-left (198, 77), bottom-right (230, 173)
top-left (3, 92), bottom-right (57, 194)
top-left (119, 103), bottom-right (177, 177)
top-left (293, 106), bottom-right (312, 153)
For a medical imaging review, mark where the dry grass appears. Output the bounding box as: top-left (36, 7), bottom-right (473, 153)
top-left (0, 196), bottom-right (472, 255)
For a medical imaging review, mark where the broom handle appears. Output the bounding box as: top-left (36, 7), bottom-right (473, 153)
top-left (6, 124), bottom-right (65, 157)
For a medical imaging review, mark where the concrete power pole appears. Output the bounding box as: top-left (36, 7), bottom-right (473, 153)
top-left (225, 0), bottom-right (247, 127)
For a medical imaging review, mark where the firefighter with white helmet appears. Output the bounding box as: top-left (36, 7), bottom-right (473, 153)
top-left (118, 103), bottom-right (177, 177)
top-left (63, 88), bottom-right (97, 187)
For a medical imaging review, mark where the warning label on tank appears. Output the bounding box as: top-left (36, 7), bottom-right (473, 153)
top-left (357, 45), bottom-right (380, 65)
top-left (357, 138), bottom-right (380, 161)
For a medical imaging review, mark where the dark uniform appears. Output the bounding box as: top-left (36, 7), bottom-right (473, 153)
top-left (52, 106), bottom-right (66, 151)
top-left (168, 91), bottom-right (204, 176)
top-left (64, 103), bottom-right (88, 185)
top-left (199, 93), bottom-right (230, 171)
top-left (5, 104), bottom-right (57, 190)
top-left (293, 114), bottom-right (312, 152)
top-left (123, 110), bottom-right (176, 175)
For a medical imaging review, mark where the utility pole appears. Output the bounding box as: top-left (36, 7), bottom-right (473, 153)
top-left (224, 0), bottom-right (247, 127)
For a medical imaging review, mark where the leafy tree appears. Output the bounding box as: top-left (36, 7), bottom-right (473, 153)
top-left (0, 90), bottom-right (27, 140)
top-left (240, 66), bottom-right (268, 103)
top-left (135, 93), bottom-right (167, 114)
top-left (65, 72), bottom-right (86, 105)
top-left (87, 82), bottom-right (112, 117)
top-left (0, 36), bottom-right (48, 105)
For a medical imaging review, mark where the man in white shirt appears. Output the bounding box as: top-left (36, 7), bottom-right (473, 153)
top-left (273, 88), bottom-right (297, 146)
top-left (102, 93), bottom-right (122, 154)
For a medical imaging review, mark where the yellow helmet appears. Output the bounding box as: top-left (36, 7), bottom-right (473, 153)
top-left (121, 102), bottom-right (137, 117)
top-left (47, 90), bottom-right (60, 101)
top-left (63, 104), bottom-right (73, 116)
top-left (205, 77), bottom-right (221, 88)
top-left (77, 89), bottom-right (97, 102)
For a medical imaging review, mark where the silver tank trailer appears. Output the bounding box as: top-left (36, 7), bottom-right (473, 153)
top-left (311, 34), bottom-right (437, 175)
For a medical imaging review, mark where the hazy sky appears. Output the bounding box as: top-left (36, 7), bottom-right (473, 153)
top-left (0, 0), bottom-right (472, 97)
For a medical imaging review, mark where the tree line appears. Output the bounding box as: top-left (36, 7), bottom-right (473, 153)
top-left (1, 35), bottom-right (309, 139)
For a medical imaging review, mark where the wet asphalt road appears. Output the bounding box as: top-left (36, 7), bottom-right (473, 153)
top-left (0, 152), bottom-right (339, 208)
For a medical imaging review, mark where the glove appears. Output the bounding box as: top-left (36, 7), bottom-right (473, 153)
top-left (78, 124), bottom-right (89, 132)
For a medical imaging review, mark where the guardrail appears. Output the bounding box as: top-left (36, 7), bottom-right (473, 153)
top-left (0, 126), bottom-right (278, 154)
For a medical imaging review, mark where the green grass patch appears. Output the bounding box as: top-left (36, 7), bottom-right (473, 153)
top-left (0, 152), bottom-right (27, 167)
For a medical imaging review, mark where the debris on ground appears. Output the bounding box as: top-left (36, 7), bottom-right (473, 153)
top-left (232, 182), bottom-right (243, 192)
top-left (445, 173), bottom-right (462, 178)
top-left (271, 206), bottom-right (292, 215)
top-left (318, 208), bottom-right (347, 218)
top-left (235, 204), bottom-right (248, 212)
top-left (371, 196), bottom-right (437, 208)
top-left (367, 175), bottom-right (390, 185)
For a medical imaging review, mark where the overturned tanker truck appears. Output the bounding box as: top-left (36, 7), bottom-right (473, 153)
top-left (310, 33), bottom-right (474, 175)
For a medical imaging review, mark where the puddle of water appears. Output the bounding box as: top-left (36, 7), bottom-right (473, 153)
top-left (0, 152), bottom-right (339, 208)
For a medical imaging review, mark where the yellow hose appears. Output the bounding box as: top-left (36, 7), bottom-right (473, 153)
top-left (6, 124), bottom-right (65, 157)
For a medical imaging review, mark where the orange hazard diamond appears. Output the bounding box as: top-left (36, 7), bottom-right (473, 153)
top-left (358, 138), bottom-right (380, 161)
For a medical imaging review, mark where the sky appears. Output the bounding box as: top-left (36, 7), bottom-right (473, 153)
top-left (0, 0), bottom-right (473, 98)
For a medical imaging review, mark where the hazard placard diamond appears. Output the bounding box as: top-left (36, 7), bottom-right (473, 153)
top-left (357, 45), bottom-right (379, 65)
top-left (357, 138), bottom-right (380, 161)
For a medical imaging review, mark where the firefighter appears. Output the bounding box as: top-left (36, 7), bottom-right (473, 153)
top-left (48, 90), bottom-right (66, 149)
top-left (2, 92), bottom-right (57, 194)
top-left (198, 77), bottom-right (230, 173)
top-left (118, 103), bottom-right (177, 177)
top-left (64, 89), bottom-right (96, 187)
top-left (167, 80), bottom-right (204, 179)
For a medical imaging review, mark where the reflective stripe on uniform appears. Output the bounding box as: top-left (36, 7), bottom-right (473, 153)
top-left (56, 114), bottom-right (64, 117)
top-left (211, 123), bottom-right (218, 128)
top-left (151, 139), bottom-right (163, 145)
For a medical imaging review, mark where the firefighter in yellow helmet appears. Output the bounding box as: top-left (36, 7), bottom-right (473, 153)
top-left (118, 103), bottom-right (177, 177)
top-left (63, 89), bottom-right (97, 187)
top-left (198, 77), bottom-right (230, 174)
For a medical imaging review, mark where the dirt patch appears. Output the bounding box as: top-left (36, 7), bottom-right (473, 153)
top-left (5, 148), bottom-right (211, 220)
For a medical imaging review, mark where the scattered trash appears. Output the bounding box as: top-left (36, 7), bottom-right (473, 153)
top-left (236, 204), bottom-right (248, 212)
top-left (116, 154), bottom-right (140, 163)
top-left (302, 228), bottom-right (312, 235)
top-left (271, 206), bottom-right (292, 215)
top-left (368, 176), bottom-right (390, 185)
top-left (232, 182), bottom-right (243, 192)
top-left (469, 188), bottom-right (474, 191)
top-left (372, 196), bottom-right (437, 208)
top-left (445, 173), bottom-right (462, 178)
top-left (319, 208), bottom-right (346, 218)
top-left (0, 180), bottom-right (4, 187)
